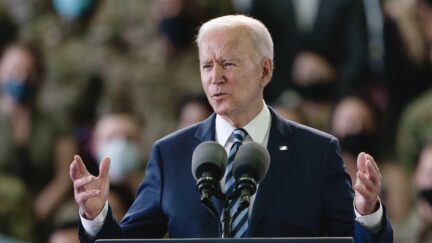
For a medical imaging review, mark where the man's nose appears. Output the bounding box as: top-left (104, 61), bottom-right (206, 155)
top-left (211, 64), bottom-right (224, 84)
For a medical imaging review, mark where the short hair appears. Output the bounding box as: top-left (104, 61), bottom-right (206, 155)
top-left (196, 15), bottom-right (274, 65)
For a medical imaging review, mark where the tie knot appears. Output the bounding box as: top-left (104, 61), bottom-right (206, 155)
top-left (232, 128), bottom-right (248, 143)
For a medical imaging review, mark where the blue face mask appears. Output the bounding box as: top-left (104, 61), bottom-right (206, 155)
top-left (97, 138), bottom-right (143, 184)
top-left (3, 79), bottom-right (35, 104)
top-left (52, 0), bottom-right (93, 21)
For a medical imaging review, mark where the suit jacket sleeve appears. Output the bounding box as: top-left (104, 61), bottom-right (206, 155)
top-left (78, 142), bottom-right (168, 242)
top-left (321, 138), bottom-right (393, 242)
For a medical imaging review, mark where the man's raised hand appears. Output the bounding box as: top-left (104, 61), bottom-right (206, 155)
top-left (354, 152), bottom-right (382, 215)
top-left (70, 155), bottom-right (110, 220)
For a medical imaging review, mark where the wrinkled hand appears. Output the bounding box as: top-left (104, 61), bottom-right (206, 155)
top-left (292, 52), bottom-right (336, 86)
top-left (70, 155), bottom-right (110, 220)
top-left (354, 152), bottom-right (382, 215)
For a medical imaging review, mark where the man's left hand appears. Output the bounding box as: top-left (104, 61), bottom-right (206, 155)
top-left (354, 152), bottom-right (382, 215)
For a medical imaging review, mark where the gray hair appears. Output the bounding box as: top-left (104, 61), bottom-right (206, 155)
top-left (196, 15), bottom-right (274, 65)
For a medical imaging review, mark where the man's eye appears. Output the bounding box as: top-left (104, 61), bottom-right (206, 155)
top-left (224, 62), bottom-right (235, 67)
top-left (202, 64), bottom-right (212, 70)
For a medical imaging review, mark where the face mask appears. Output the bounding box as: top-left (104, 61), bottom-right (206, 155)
top-left (97, 138), bottom-right (143, 184)
top-left (52, 0), bottom-right (93, 21)
top-left (340, 134), bottom-right (375, 157)
top-left (3, 78), bottom-right (35, 104)
top-left (294, 82), bottom-right (335, 102)
top-left (419, 189), bottom-right (432, 206)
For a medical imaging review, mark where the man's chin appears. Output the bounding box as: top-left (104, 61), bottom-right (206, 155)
top-left (213, 107), bottom-right (231, 116)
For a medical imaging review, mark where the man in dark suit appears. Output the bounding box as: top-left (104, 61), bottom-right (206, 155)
top-left (70, 15), bottom-right (392, 242)
top-left (250, 0), bottom-right (367, 101)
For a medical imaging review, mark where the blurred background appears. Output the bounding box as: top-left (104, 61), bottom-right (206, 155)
top-left (0, 0), bottom-right (431, 242)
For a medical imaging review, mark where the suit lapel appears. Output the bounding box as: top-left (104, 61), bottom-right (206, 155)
top-left (247, 108), bottom-right (296, 236)
top-left (194, 113), bottom-right (217, 142)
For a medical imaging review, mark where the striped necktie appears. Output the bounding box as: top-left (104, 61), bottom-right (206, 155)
top-left (224, 128), bottom-right (248, 238)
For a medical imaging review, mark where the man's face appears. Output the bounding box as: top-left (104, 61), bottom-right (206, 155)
top-left (0, 47), bottom-right (37, 86)
top-left (198, 29), bottom-right (270, 122)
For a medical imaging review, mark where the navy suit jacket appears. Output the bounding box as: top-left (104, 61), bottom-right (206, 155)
top-left (79, 108), bottom-right (392, 242)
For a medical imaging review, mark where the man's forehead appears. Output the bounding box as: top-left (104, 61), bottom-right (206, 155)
top-left (199, 40), bottom-right (240, 53)
top-left (198, 32), bottom-right (251, 59)
top-left (206, 25), bottom-right (253, 42)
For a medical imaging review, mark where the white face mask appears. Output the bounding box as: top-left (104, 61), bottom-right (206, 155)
top-left (97, 138), bottom-right (143, 184)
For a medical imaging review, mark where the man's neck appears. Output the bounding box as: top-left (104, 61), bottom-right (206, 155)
top-left (220, 101), bottom-right (264, 128)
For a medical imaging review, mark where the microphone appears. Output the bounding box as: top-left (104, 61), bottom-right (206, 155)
top-left (192, 141), bottom-right (227, 204)
top-left (192, 141), bottom-right (227, 236)
top-left (232, 142), bottom-right (270, 211)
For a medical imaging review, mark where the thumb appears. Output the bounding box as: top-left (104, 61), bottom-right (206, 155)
top-left (99, 157), bottom-right (111, 179)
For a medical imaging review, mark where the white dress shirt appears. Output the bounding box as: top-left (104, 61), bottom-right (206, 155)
top-left (215, 101), bottom-right (271, 217)
top-left (81, 101), bottom-right (383, 237)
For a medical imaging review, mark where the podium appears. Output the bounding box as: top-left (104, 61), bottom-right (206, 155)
top-left (96, 238), bottom-right (353, 243)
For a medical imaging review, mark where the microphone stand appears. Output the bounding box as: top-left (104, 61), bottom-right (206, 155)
top-left (201, 198), bottom-right (223, 237)
top-left (200, 187), bottom-right (233, 238)
top-left (197, 174), bottom-right (223, 237)
top-left (225, 175), bottom-right (256, 238)
top-left (197, 175), bottom-right (252, 238)
top-left (221, 194), bottom-right (232, 238)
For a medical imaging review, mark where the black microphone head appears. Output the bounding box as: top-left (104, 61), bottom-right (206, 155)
top-left (191, 141), bottom-right (227, 181)
top-left (232, 142), bottom-right (270, 184)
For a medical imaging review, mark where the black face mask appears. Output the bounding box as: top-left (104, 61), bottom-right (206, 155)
top-left (419, 189), bottom-right (432, 206)
top-left (294, 82), bottom-right (335, 102)
top-left (340, 134), bottom-right (375, 157)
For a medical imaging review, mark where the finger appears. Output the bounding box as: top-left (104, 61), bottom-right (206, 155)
top-left (356, 171), bottom-right (376, 192)
top-left (74, 155), bottom-right (89, 177)
top-left (366, 159), bottom-right (381, 184)
top-left (99, 157), bottom-right (111, 180)
top-left (357, 152), bottom-right (367, 173)
top-left (355, 184), bottom-right (373, 201)
top-left (74, 176), bottom-right (94, 190)
top-left (366, 154), bottom-right (380, 173)
top-left (76, 190), bottom-right (100, 204)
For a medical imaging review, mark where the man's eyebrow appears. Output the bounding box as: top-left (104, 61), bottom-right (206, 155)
top-left (224, 58), bottom-right (239, 62)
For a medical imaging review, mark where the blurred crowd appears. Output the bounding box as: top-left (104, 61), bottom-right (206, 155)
top-left (0, 0), bottom-right (431, 242)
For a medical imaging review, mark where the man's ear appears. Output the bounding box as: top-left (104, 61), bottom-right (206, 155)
top-left (260, 58), bottom-right (273, 87)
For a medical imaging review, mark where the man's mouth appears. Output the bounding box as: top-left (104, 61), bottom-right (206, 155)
top-left (213, 92), bottom-right (228, 97)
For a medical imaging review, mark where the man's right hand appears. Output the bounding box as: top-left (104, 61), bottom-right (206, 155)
top-left (70, 155), bottom-right (110, 220)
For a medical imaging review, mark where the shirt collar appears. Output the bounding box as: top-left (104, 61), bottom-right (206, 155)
top-left (215, 102), bottom-right (271, 146)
